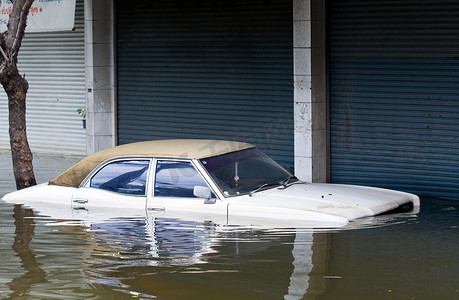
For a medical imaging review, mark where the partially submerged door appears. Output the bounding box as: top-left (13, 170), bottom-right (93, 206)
top-left (147, 159), bottom-right (228, 224)
top-left (71, 159), bottom-right (151, 217)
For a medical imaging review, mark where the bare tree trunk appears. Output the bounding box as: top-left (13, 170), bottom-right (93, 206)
top-left (0, 0), bottom-right (36, 189)
top-left (3, 69), bottom-right (36, 189)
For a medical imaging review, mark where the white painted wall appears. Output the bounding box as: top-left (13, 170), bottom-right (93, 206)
top-left (85, 0), bottom-right (116, 154)
top-left (293, 0), bottom-right (327, 182)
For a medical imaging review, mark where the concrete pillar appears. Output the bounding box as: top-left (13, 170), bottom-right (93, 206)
top-left (85, 0), bottom-right (116, 154)
top-left (293, 0), bottom-right (328, 182)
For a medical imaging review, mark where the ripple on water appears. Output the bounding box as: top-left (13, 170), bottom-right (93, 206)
top-left (0, 197), bottom-right (457, 299)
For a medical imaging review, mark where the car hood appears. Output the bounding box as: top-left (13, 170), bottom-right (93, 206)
top-left (228, 183), bottom-right (420, 221)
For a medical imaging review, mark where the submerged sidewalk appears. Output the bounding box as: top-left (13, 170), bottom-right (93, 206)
top-left (0, 150), bottom-right (83, 197)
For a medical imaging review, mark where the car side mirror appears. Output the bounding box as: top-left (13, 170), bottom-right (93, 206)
top-left (193, 186), bottom-right (216, 204)
top-left (193, 186), bottom-right (211, 199)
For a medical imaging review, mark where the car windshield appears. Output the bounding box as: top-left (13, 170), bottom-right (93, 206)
top-left (199, 148), bottom-right (293, 197)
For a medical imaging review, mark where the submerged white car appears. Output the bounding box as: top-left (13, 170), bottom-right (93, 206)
top-left (1, 139), bottom-right (420, 228)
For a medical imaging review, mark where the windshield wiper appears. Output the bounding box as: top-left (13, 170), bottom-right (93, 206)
top-left (281, 175), bottom-right (298, 187)
top-left (249, 176), bottom-right (301, 196)
top-left (277, 175), bottom-right (304, 189)
top-left (249, 182), bottom-right (279, 197)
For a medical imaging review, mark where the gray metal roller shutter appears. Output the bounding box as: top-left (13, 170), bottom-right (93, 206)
top-left (116, 0), bottom-right (294, 169)
top-left (329, 0), bottom-right (459, 200)
top-left (0, 0), bottom-right (85, 154)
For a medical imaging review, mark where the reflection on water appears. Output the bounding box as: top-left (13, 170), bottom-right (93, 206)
top-left (7, 205), bottom-right (46, 299)
top-left (81, 217), bottom-right (325, 299)
top-left (0, 198), bottom-right (457, 299)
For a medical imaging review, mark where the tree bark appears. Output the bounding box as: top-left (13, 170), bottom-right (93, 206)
top-left (0, 0), bottom-right (36, 189)
top-left (3, 69), bottom-right (36, 189)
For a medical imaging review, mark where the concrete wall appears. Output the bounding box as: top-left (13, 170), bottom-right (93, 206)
top-left (293, 0), bottom-right (328, 182)
top-left (85, 0), bottom-right (116, 154)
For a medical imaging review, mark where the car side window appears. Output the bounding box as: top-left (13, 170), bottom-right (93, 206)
top-left (90, 160), bottom-right (150, 196)
top-left (154, 160), bottom-right (212, 198)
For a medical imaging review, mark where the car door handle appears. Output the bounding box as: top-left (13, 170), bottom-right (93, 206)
top-left (148, 207), bottom-right (165, 212)
top-left (73, 198), bottom-right (88, 204)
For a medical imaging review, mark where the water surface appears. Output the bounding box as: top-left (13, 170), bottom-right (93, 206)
top-left (0, 196), bottom-right (457, 299)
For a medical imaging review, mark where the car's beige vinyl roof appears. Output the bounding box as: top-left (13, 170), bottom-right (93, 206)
top-left (49, 139), bottom-right (254, 187)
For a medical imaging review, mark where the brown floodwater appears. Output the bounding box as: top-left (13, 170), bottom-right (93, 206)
top-left (0, 196), bottom-right (457, 300)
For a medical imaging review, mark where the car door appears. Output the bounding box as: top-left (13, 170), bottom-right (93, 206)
top-left (146, 159), bottom-right (229, 224)
top-left (71, 159), bottom-right (151, 215)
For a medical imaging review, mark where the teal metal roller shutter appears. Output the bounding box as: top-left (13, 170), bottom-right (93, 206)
top-left (329, 0), bottom-right (459, 200)
top-left (116, 0), bottom-right (293, 169)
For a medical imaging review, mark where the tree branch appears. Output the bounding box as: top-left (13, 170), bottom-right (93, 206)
top-left (2, 0), bottom-right (34, 64)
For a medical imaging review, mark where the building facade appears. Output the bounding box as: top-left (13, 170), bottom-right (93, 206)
top-left (85, 0), bottom-right (459, 200)
top-left (1, 0), bottom-right (458, 200)
top-left (0, 0), bottom-right (86, 154)
top-left (85, 0), bottom-right (327, 183)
